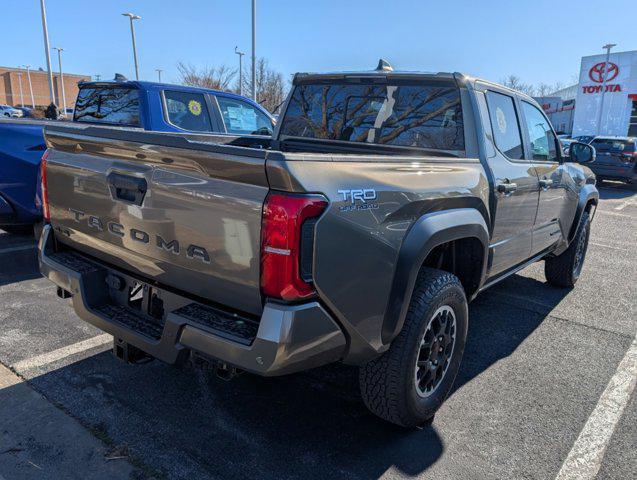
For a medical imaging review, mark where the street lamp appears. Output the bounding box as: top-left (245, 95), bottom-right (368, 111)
top-left (122, 13), bottom-right (141, 80)
top-left (596, 43), bottom-right (617, 135)
top-left (53, 47), bottom-right (67, 114)
top-left (155, 69), bottom-right (163, 82)
top-left (22, 65), bottom-right (35, 108)
top-left (16, 72), bottom-right (24, 107)
top-left (251, 0), bottom-right (256, 101)
top-left (39, 0), bottom-right (55, 105)
top-left (235, 47), bottom-right (245, 96)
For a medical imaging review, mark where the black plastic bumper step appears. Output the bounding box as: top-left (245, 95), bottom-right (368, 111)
top-left (95, 304), bottom-right (165, 340)
top-left (48, 251), bottom-right (100, 274)
top-left (174, 303), bottom-right (258, 345)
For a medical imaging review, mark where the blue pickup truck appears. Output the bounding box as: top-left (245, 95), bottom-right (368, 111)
top-left (0, 81), bottom-right (275, 232)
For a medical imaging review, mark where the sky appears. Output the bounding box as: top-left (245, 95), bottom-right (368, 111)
top-left (2, 0), bottom-right (635, 90)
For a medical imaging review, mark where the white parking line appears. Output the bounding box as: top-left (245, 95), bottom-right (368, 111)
top-left (0, 244), bottom-right (36, 254)
top-left (555, 335), bottom-right (637, 480)
top-left (589, 241), bottom-right (629, 252)
top-left (11, 334), bottom-right (113, 372)
top-left (614, 199), bottom-right (635, 211)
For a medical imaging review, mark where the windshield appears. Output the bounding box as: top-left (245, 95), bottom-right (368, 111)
top-left (279, 81), bottom-right (464, 152)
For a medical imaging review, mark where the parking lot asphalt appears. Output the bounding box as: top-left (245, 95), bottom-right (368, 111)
top-left (0, 182), bottom-right (635, 480)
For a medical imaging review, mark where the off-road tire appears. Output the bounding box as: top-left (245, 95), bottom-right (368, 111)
top-left (545, 211), bottom-right (590, 288)
top-left (359, 268), bottom-right (468, 427)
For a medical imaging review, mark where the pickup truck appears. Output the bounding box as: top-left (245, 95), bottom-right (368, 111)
top-left (38, 64), bottom-right (599, 427)
top-left (0, 80), bottom-right (274, 231)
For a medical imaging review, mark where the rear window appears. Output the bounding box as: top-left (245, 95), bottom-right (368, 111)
top-left (591, 139), bottom-right (635, 152)
top-left (279, 81), bottom-right (464, 151)
top-left (74, 87), bottom-right (140, 126)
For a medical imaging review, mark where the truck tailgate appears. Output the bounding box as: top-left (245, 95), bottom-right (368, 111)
top-left (43, 125), bottom-right (268, 316)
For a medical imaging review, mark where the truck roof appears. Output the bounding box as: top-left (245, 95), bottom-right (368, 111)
top-left (77, 80), bottom-right (270, 114)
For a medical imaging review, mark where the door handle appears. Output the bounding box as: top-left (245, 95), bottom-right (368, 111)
top-left (107, 172), bottom-right (148, 206)
top-left (496, 182), bottom-right (518, 194)
top-left (539, 178), bottom-right (554, 189)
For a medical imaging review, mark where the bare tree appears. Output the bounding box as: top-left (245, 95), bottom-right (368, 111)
top-left (241, 58), bottom-right (286, 113)
top-left (500, 75), bottom-right (536, 96)
top-left (177, 62), bottom-right (236, 91)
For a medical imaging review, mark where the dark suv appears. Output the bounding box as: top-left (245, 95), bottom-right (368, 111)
top-left (588, 137), bottom-right (637, 184)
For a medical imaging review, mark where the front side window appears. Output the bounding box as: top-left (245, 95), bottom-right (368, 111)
top-left (164, 90), bottom-right (213, 132)
top-left (74, 87), bottom-right (140, 126)
top-left (279, 82), bottom-right (464, 152)
top-left (521, 101), bottom-right (558, 162)
top-left (485, 91), bottom-right (523, 159)
top-left (216, 96), bottom-right (273, 135)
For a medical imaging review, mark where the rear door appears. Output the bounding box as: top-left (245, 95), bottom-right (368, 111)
top-left (44, 126), bottom-right (269, 316)
top-left (481, 88), bottom-right (539, 277)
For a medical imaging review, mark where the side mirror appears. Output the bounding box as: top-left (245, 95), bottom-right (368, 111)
top-left (569, 142), bottom-right (596, 164)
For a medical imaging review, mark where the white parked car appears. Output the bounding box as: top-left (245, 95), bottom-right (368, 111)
top-left (0, 105), bottom-right (23, 118)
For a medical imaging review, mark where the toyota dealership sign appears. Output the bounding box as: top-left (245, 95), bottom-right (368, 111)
top-left (572, 50), bottom-right (637, 136)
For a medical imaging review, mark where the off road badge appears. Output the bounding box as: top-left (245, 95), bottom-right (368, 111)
top-left (188, 100), bottom-right (202, 116)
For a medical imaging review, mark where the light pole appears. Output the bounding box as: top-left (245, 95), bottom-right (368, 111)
top-left (122, 13), bottom-right (141, 80)
top-left (251, 0), bottom-right (256, 101)
top-left (155, 69), bottom-right (163, 82)
top-left (596, 43), bottom-right (617, 135)
top-left (53, 47), bottom-right (67, 114)
top-left (235, 47), bottom-right (245, 96)
top-left (16, 72), bottom-right (24, 107)
top-left (39, 0), bottom-right (55, 105)
top-left (23, 65), bottom-right (35, 108)
top-left (95, 74), bottom-right (101, 81)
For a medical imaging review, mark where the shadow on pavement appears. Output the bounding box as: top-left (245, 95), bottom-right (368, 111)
top-left (10, 271), bottom-right (573, 480)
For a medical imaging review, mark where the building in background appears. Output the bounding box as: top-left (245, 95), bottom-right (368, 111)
top-left (572, 50), bottom-right (637, 137)
top-left (0, 66), bottom-right (91, 108)
top-left (537, 49), bottom-right (637, 138)
top-left (535, 84), bottom-right (578, 135)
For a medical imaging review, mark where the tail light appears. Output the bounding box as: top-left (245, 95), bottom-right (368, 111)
top-left (40, 149), bottom-right (50, 222)
top-left (260, 192), bottom-right (328, 301)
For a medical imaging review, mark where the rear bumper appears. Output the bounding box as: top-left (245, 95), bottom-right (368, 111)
top-left (591, 164), bottom-right (637, 182)
top-left (38, 225), bottom-right (346, 376)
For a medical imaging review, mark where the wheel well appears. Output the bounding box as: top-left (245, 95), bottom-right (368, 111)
top-left (420, 237), bottom-right (484, 298)
top-left (585, 199), bottom-right (597, 213)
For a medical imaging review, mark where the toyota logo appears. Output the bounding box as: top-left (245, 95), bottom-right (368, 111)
top-left (589, 62), bottom-right (619, 83)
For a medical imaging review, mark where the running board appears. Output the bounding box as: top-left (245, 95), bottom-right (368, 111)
top-left (479, 249), bottom-right (551, 293)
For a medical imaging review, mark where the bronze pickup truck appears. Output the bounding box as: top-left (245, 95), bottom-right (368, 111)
top-left (38, 62), bottom-right (598, 427)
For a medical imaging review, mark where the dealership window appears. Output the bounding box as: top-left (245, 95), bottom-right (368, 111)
top-left (74, 87), bottom-right (140, 126)
top-left (629, 100), bottom-right (637, 137)
top-left (485, 91), bottom-right (523, 159)
top-left (521, 101), bottom-right (558, 162)
top-left (164, 90), bottom-right (213, 132)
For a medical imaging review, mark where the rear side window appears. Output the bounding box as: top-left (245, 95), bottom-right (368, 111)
top-left (216, 96), bottom-right (273, 135)
top-left (163, 90), bottom-right (213, 132)
top-left (591, 138), bottom-right (635, 152)
top-left (279, 82), bottom-right (464, 151)
top-left (485, 91), bottom-right (523, 159)
top-left (521, 101), bottom-right (558, 162)
top-left (74, 87), bottom-right (140, 126)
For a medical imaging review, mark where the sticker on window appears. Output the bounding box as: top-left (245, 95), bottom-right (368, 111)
top-left (496, 107), bottom-right (507, 134)
top-left (226, 106), bottom-right (257, 131)
top-left (188, 100), bottom-right (202, 116)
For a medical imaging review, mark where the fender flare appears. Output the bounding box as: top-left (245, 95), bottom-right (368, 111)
top-left (381, 208), bottom-right (490, 345)
top-left (568, 184), bottom-right (598, 243)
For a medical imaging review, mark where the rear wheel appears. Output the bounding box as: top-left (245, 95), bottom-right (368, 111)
top-left (545, 211), bottom-right (590, 288)
top-left (359, 268), bottom-right (468, 427)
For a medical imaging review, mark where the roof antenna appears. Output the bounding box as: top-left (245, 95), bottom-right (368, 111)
top-left (114, 73), bottom-right (128, 82)
top-left (376, 59), bottom-right (393, 72)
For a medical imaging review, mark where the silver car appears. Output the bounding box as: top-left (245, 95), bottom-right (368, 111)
top-left (0, 105), bottom-right (23, 118)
